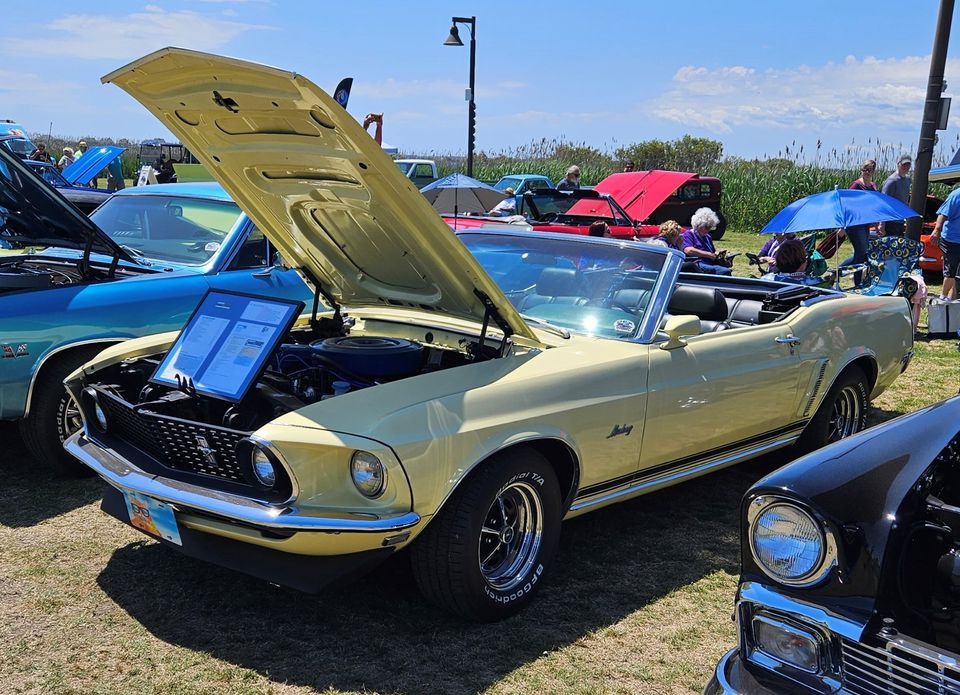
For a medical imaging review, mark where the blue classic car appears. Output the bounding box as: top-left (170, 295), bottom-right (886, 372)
top-left (0, 146), bottom-right (310, 472)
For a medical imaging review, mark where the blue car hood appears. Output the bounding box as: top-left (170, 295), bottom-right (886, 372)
top-left (62, 146), bottom-right (124, 186)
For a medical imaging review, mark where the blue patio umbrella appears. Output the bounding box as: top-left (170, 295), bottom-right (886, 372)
top-left (420, 173), bottom-right (506, 215)
top-left (760, 188), bottom-right (920, 234)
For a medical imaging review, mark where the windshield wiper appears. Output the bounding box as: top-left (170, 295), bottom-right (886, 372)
top-left (520, 314), bottom-right (570, 339)
top-left (118, 244), bottom-right (153, 266)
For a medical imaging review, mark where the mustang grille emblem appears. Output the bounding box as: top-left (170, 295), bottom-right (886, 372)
top-left (606, 424), bottom-right (634, 439)
top-left (195, 435), bottom-right (219, 467)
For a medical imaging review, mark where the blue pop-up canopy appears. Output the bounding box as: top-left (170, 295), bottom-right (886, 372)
top-left (760, 188), bottom-right (920, 234)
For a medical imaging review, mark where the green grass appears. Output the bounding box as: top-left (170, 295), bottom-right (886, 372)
top-left (0, 245), bottom-right (954, 694)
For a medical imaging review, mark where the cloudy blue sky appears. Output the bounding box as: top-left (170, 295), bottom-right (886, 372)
top-left (4, 1), bottom-right (960, 164)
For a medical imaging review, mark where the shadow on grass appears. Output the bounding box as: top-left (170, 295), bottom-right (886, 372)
top-left (0, 422), bottom-right (104, 528)
top-left (95, 453), bottom-right (789, 695)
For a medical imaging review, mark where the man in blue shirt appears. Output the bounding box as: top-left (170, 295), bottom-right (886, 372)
top-left (932, 186), bottom-right (960, 300)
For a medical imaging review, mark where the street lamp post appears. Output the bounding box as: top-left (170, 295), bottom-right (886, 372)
top-left (444, 16), bottom-right (476, 177)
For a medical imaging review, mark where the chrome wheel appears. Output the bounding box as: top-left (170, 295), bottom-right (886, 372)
top-left (827, 385), bottom-right (863, 442)
top-left (61, 394), bottom-right (83, 439)
top-left (478, 481), bottom-right (543, 592)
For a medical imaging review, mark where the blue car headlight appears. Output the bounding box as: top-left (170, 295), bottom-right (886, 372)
top-left (748, 497), bottom-right (837, 586)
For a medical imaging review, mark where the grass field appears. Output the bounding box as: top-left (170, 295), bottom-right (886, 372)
top-left (1, 230), bottom-right (956, 695)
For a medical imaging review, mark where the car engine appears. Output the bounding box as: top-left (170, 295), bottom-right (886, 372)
top-left (893, 431), bottom-right (960, 652)
top-left (83, 326), bottom-right (470, 435)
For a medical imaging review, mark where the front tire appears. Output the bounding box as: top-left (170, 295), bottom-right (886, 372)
top-left (795, 366), bottom-right (868, 454)
top-left (19, 349), bottom-right (102, 476)
top-left (411, 448), bottom-right (562, 622)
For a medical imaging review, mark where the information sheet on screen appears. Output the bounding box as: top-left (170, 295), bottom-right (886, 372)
top-left (151, 291), bottom-right (303, 402)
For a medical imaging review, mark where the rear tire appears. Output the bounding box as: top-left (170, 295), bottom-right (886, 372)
top-left (795, 366), bottom-right (868, 455)
top-left (711, 211), bottom-right (727, 240)
top-left (19, 348), bottom-right (103, 476)
top-left (411, 448), bottom-right (562, 622)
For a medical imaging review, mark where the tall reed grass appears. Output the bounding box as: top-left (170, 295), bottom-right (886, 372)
top-left (426, 135), bottom-right (960, 233)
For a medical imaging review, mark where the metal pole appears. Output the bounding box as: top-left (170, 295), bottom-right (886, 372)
top-left (908, 0), bottom-right (955, 241)
top-left (467, 16), bottom-right (476, 178)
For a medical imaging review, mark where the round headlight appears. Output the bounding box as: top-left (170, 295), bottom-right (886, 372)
top-left (750, 501), bottom-right (825, 583)
top-left (251, 447), bottom-right (276, 487)
top-left (351, 450), bottom-right (385, 498)
top-left (94, 402), bottom-right (108, 432)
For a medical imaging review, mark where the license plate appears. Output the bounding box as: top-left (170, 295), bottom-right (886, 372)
top-left (122, 491), bottom-right (182, 546)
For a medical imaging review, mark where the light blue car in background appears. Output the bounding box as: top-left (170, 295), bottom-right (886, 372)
top-left (0, 147), bottom-right (309, 473)
top-left (492, 174), bottom-right (555, 195)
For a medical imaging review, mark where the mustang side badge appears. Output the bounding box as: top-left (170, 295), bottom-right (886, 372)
top-left (607, 424), bottom-right (634, 439)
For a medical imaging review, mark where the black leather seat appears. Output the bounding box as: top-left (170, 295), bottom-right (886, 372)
top-left (667, 285), bottom-right (730, 331)
top-left (610, 288), bottom-right (650, 313)
top-left (516, 267), bottom-right (589, 312)
top-left (724, 297), bottom-right (763, 327)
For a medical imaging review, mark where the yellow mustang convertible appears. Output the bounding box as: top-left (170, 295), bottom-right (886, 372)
top-left (65, 49), bottom-right (914, 621)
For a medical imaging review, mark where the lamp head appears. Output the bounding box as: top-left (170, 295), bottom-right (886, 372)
top-left (444, 24), bottom-right (463, 46)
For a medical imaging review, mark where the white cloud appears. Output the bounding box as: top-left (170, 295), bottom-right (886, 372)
top-left (649, 55), bottom-right (946, 134)
top-left (2, 9), bottom-right (272, 61)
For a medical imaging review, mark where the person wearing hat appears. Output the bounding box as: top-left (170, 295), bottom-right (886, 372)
top-left (75, 140), bottom-right (87, 159)
top-left (489, 187), bottom-right (517, 216)
top-left (879, 154), bottom-right (912, 237)
top-left (557, 165), bottom-right (581, 191)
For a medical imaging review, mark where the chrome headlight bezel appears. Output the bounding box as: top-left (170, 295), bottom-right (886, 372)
top-left (80, 386), bottom-right (106, 434)
top-left (235, 436), bottom-right (298, 503)
top-left (747, 496), bottom-right (838, 587)
top-left (350, 450), bottom-right (386, 498)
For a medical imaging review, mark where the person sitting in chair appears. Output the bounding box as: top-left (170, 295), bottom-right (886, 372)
top-left (758, 232), bottom-right (796, 272)
top-left (681, 208), bottom-right (732, 275)
top-left (765, 239), bottom-right (824, 286)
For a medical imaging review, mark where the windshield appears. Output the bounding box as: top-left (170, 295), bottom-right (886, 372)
top-left (90, 195), bottom-right (242, 266)
top-left (1, 137), bottom-right (34, 158)
top-left (461, 233), bottom-right (668, 340)
top-left (29, 163), bottom-right (69, 188)
top-left (394, 161), bottom-right (413, 175)
top-left (494, 177), bottom-right (521, 192)
top-left (521, 192), bottom-right (632, 227)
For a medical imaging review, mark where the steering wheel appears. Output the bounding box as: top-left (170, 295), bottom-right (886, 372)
top-left (539, 212), bottom-right (558, 223)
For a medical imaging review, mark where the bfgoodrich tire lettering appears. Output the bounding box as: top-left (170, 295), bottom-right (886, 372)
top-left (796, 365), bottom-right (868, 454)
top-left (19, 348), bottom-right (103, 476)
top-left (411, 447), bottom-right (562, 621)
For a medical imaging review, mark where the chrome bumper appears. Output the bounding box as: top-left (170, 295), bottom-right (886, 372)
top-left (64, 432), bottom-right (421, 533)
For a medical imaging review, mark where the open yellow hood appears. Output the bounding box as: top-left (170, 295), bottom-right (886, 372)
top-left (103, 47), bottom-right (539, 344)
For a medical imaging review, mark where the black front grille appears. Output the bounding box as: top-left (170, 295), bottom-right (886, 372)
top-left (98, 391), bottom-right (249, 484)
top-left (841, 637), bottom-right (960, 694)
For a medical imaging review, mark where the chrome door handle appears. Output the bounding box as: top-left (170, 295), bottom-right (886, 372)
top-left (775, 335), bottom-right (801, 345)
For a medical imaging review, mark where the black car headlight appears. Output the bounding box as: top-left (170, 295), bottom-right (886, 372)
top-left (748, 497), bottom-right (838, 586)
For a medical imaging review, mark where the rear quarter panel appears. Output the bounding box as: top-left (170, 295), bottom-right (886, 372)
top-left (788, 293), bottom-right (912, 406)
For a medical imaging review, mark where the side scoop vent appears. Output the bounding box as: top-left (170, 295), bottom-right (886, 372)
top-left (803, 361), bottom-right (830, 417)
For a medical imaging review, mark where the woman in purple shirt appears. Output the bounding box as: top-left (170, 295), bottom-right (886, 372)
top-left (681, 208), bottom-right (732, 275)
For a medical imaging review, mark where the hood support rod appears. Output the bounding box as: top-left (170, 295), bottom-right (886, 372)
top-left (472, 288), bottom-right (513, 360)
top-left (301, 266), bottom-right (343, 335)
